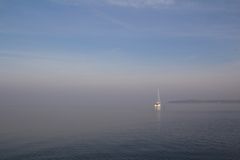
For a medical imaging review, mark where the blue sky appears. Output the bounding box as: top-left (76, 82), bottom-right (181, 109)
top-left (0, 0), bottom-right (240, 100)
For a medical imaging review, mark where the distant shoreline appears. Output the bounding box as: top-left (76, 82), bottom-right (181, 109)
top-left (168, 100), bottom-right (240, 104)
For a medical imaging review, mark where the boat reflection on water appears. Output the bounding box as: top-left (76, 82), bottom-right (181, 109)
top-left (155, 107), bottom-right (162, 122)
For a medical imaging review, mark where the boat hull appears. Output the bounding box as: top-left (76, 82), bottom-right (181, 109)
top-left (154, 104), bottom-right (161, 111)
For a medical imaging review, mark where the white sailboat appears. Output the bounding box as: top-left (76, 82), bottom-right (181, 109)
top-left (154, 88), bottom-right (161, 111)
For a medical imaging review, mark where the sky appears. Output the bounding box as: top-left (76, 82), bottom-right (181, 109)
top-left (0, 0), bottom-right (240, 106)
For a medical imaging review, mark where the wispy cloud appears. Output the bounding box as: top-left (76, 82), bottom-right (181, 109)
top-left (50, 0), bottom-right (86, 6)
top-left (51, 0), bottom-right (175, 8)
top-left (51, 0), bottom-right (240, 12)
top-left (105, 0), bottom-right (175, 8)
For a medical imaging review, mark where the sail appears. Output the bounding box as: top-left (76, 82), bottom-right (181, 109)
top-left (154, 88), bottom-right (161, 110)
top-left (157, 88), bottom-right (160, 103)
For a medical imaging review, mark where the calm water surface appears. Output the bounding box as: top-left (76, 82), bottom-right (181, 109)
top-left (0, 104), bottom-right (240, 160)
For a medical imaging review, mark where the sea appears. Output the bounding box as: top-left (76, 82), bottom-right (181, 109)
top-left (0, 103), bottom-right (240, 160)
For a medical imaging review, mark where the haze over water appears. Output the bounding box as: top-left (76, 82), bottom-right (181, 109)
top-left (1, 0), bottom-right (240, 159)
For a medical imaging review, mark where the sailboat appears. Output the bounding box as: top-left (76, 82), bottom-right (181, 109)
top-left (154, 88), bottom-right (161, 111)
